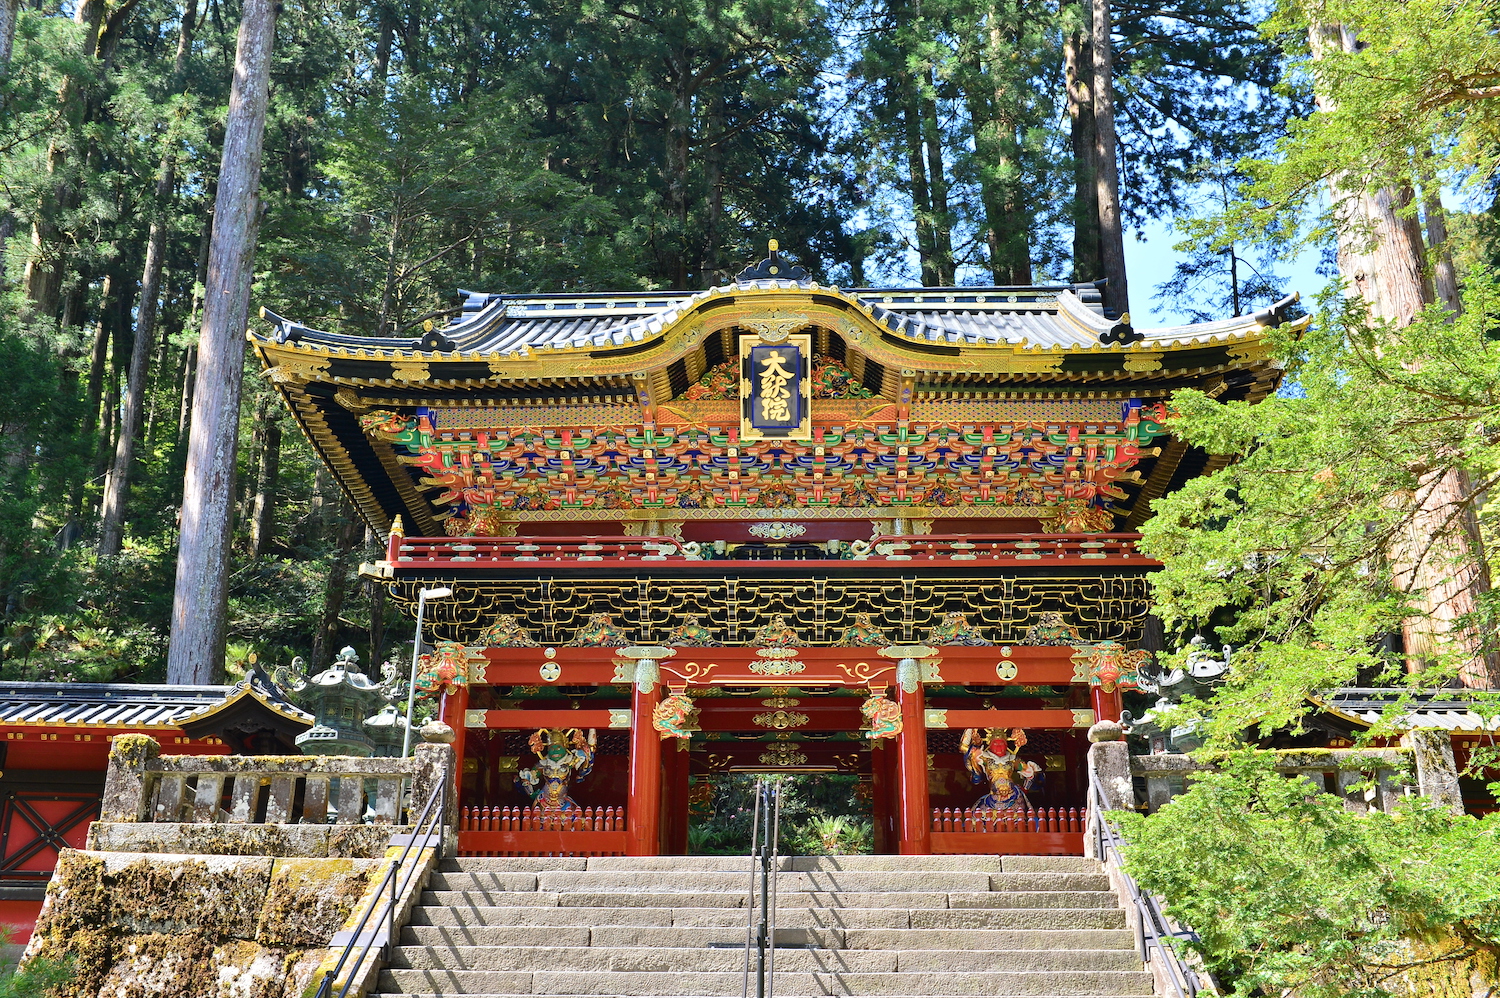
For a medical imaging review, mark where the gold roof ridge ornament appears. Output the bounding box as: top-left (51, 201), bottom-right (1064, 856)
top-left (734, 239), bottom-right (809, 284)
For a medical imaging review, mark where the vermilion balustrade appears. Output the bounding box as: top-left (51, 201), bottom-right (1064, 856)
top-left (457, 804), bottom-right (628, 857)
top-left (386, 533), bottom-right (1154, 570)
top-left (929, 805), bottom-right (1085, 856)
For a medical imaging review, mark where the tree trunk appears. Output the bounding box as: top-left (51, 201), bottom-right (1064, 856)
top-left (902, 86), bottom-right (937, 286)
top-left (100, 0), bottom-right (196, 555)
top-left (969, 9), bottom-right (1030, 286)
top-left (0, 0), bottom-right (19, 71)
top-left (175, 209), bottom-right (213, 445)
top-left (84, 276), bottom-right (114, 429)
top-left (1065, 3), bottom-right (1101, 282)
top-left (177, 344), bottom-right (197, 442)
top-left (1090, 0), bottom-right (1128, 317)
top-left (310, 510), bottom-right (362, 667)
top-left (167, 0), bottom-right (277, 686)
top-left (0, 0), bottom-right (18, 279)
top-left (666, 53), bottom-right (693, 290)
top-left (920, 90), bottom-right (954, 286)
top-left (248, 395), bottom-right (280, 556)
top-left (366, 564), bottom-right (387, 671)
top-left (373, 11), bottom-right (394, 86)
top-left (1310, 23), bottom-right (1499, 689)
top-left (704, 86), bottom-right (725, 283)
top-left (1422, 190), bottom-right (1460, 314)
top-left (22, 0), bottom-right (107, 317)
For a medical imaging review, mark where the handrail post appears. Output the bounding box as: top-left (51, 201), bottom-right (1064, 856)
top-left (757, 781), bottom-right (770, 998)
top-left (768, 779), bottom-right (780, 998)
top-left (742, 779), bottom-right (762, 998)
top-left (388, 858), bottom-right (398, 954)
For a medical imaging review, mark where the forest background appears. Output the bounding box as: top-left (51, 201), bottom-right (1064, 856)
top-left (6, 0), bottom-right (1500, 991)
top-left (0, 0), bottom-right (1318, 682)
top-left (0, 0), bottom-right (1494, 693)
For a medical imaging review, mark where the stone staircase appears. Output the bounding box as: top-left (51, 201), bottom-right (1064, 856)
top-left (373, 855), bottom-right (1157, 997)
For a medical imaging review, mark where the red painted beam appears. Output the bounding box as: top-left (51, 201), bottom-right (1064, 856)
top-left (477, 646), bottom-right (1083, 688)
top-left (930, 709), bottom-right (1094, 730)
top-left (466, 709), bottom-right (622, 729)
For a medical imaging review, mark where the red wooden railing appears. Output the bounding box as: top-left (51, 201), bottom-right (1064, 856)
top-left (929, 806), bottom-right (1086, 856)
top-left (863, 534), bottom-right (1150, 564)
top-left (457, 804), bottom-right (628, 857)
top-left (386, 533), bottom-right (1154, 570)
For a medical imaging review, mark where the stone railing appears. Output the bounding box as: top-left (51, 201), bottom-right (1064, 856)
top-left (89, 732), bottom-right (457, 858)
top-left (1129, 730), bottom-right (1466, 816)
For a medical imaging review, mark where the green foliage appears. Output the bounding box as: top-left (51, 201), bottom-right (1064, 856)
top-left (690, 774), bottom-right (872, 855)
top-left (1138, 275), bottom-right (1500, 738)
top-left (0, 951), bottom-right (72, 998)
top-left (785, 814), bottom-right (874, 855)
top-left (1118, 754), bottom-right (1500, 997)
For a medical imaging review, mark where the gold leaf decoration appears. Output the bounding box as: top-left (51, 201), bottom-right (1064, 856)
top-left (752, 709), bottom-right (810, 730)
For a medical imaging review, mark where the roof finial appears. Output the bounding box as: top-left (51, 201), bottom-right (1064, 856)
top-left (735, 240), bottom-right (808, 284)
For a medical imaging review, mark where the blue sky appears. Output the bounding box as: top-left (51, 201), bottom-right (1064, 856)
top-left (1126, 216), bottom-right (1330, 327)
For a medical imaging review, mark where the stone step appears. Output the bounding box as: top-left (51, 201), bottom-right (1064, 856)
top-left (818, 972), bottom-right (1155, 995)
top-left (398, 923), bottom-right (1139, 953)
top-left (407, 904), bottom-right (914, 930)
top-left (397, 921), bottom-right (1139, 954)
top-left (388, 943), bottom-right (1142, 975)
top-left (421, 888), bottom-right (1120, 911)
top-left (569, 855), bottom-right (792, 872)
top-left (401, 924), bottom-right (848, 949)
top-left (428, 870), bottom-right (1110, 894)
top-left (1000, 857), bottom-right (1101, 874)
top-left (535, 870), bottom-right (998, 893)
top-left (910, 909), bottom-right (1126, 931)
top-left (386, 944), bottom-right (899, 973)
top-left (786, 856), bottom-right (1014, 873)
top-left (445, 855), bottom-right (1026, 874)
top-left (376, 969), bottom-right (1155, 996)
top-left (444, 857), bottom-right (589, 873)
top-left (840, 928), bottom-right (1135, 951)
top-left (407, 904), bottom-right (1127, 931)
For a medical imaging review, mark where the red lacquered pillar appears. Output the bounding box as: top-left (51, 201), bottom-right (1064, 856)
top-left (1090, 686), bottom-right (1123, 724)
top-left (895, 677), bottom-right (931, 855)
top-left (440, 684), bottom-right (470, 812)
top-left (626, 654), bottom-right (664, 856)
top-left (663, 739), bottom-right (690, 855)
top-left (870, 740), bottom-right (893, 854)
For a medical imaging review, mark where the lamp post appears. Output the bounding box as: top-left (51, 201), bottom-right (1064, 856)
top-left (402, 586), bottom-right (452, 757)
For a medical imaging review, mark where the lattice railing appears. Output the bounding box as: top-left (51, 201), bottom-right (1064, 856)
top-left (384, 533), bottom-right (1155, 570)
top-left (456, 804), bottom-right (628, 857)
top-left (931, 806), bottom-right (1085, 833)
top-left (459, 805), bottom-right (625, 832)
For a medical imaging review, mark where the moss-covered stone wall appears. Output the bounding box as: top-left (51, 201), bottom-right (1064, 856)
top-left (22, 850), bottom-right (378, 998)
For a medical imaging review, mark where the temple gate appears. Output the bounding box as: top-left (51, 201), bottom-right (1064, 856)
top-left (252, 245), bottom-right (1300, 856)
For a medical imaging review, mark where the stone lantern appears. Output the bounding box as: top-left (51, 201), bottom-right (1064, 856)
top-left (363, 703), bottom-right (409, 757)
top-left (277, 647), bottom-right (400, 757)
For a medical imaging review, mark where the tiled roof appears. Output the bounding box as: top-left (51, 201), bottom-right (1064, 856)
top-left (1320, 687), bottom-right (1500, 733)
top-left (0, 682), bottom-right (233, 728)
top-left (257, 280), bottom-right (1301, 359)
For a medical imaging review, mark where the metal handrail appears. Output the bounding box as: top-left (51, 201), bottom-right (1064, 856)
top-left (1087, 770), bottom-right (1201, 998)
top-left (314, 779), bottom-right (447, 998)
top-left (742, 779), bottom-right (781, 998)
